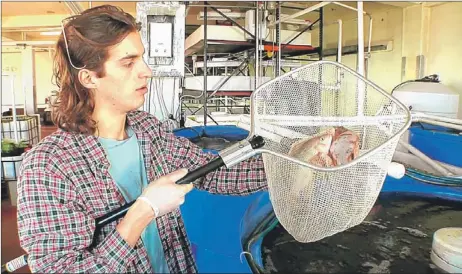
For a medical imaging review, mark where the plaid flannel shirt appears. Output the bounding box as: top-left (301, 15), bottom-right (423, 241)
top-left (17, 110), bottom-right (267, 273)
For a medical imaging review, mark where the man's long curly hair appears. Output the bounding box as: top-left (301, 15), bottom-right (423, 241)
top-left (52, 5), bottom-right (141, 134)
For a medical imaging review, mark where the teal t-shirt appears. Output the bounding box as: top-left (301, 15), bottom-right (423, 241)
top-left (99, 127), bottom-right (170, 273)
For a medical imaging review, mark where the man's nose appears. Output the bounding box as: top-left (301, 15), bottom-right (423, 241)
top-left (140, 61), bottom-right (153, 78)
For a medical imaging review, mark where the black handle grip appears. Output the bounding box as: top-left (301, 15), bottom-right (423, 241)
top-left (176, 157), bottom-right (225, 185)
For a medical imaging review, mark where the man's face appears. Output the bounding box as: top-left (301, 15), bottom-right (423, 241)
top-left (92, 31), bottom-right (152, 114)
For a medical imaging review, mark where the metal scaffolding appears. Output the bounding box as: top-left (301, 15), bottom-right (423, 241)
top-left (181, 1), bottom-right (326, 128)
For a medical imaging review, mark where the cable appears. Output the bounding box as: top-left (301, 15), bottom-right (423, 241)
top-left (405, 167), bottom-right (462, 187)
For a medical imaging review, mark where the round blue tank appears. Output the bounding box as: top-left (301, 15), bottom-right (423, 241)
top-left (175, 124), bottom-right (462, 273)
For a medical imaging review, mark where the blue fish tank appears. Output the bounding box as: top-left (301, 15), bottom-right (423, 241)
top-left (176, 121), bottom-right (462, 274)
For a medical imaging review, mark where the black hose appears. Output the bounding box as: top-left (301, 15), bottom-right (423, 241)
top-left (241, 211), bottom-right (279, 273)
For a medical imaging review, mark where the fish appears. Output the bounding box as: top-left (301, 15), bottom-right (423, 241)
top-left (288, 127), bottom-right (359, 199)
top-left (329, 127), bottom-right (360, 166)
top-left (308, 152), bottom-right (334, 167)
top-left (288, 128), bottom-right (336, 198)
top-left (288, 127), bottom-right (335, 165)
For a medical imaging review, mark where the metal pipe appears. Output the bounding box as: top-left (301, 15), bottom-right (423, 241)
top-left (203, 6), bottom-right (208, 127)
top-left (276, 1), bottom-right (281, 77)
top-left (357, 2), bottom-right (365, 77)
top-left (333, 2), bottom-right (369, 16)
top-left (255, 2), bottom-right (260, 88)
top-left (319, 7), bottom-right (324, 60)
top-left (268, 1), bottom-right (331, 27)
top-left (284, 18), bottom-right (319, 47)
top-left (368, 17), bottom-right (373, 57)
top-left (281, 5), bottom-right (320, 12)
top-left (357, 1), bottom-right (365, 124)
top-left (7, 74), bottom-right (20, 143)
top-left (337, 19), bottom-right (343, 62)
top-left (332, 1), bottom-right (373, 72)
top-left (365, 16), bottom-right (373, 77)
top-left (188, 4), bottom-right (256, 9)
top-left (207, 58), bottom-right (249, 98)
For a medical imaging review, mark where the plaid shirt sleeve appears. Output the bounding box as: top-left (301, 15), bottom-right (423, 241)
top-left (155, 122), bottom-right (268, 195)
top-left (17, 149), bottom-right (138, 273)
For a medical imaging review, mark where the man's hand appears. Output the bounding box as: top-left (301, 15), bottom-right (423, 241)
top-left (116, 169), bottom-right (193, 247)
top-left (139, 168), bottom-right (193, 218)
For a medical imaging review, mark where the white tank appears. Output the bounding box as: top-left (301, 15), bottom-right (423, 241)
top-left (430, 227), bottom-right (462, 273)
top-left (393, 82), bottom-right (459, 118)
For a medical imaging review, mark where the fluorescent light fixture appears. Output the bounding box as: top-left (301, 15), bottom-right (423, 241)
top-left (40, 31), bottom-right (61, 36)
top-left (197, 11), bottom-right (246, 21)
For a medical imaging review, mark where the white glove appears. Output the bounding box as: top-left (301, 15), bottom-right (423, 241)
top-left (137, 168), bottom-right (193, 218)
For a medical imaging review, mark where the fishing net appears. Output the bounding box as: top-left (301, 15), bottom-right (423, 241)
top-left (242, 61), bottom-right (411, 243)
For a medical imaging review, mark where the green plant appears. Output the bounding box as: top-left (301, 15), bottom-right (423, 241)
top-left (1, 139), bottom-right (30, 156)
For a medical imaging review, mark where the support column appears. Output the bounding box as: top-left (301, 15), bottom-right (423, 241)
top-left (22, 46), bottom-right (36, 114)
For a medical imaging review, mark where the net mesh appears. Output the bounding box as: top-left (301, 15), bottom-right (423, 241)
top-left (252, 61), bottom-right (409, 243)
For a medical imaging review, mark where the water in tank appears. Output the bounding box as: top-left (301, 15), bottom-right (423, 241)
top-left (261, 192), bottom-right (461, 273)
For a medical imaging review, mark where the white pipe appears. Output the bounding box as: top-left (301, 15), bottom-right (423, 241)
top-left (365, 17), bottom-right (373, 77)
top-left (357, 2), bottom-right (365, 76)
top-left (412, 112), bottom-right (462, 126)
top-left (393, 151), bottom-right (462, 176)
top-left (268, 1), bottom-right (331, 27)
top-left (333, 2), bottom-right (367, 15)
top-left (398, 140), bottom-right (453, 177)
top-left (418, 119), bottom-right (462, 131)
top-left (357, 1), bottom-right (365, 118)
top-left (277, 4), bottom-right (281, 76)
top-left (368, 17), bottom-right (373, 56)
top-left (419, 4), bottom-right (424, 56)
top-left (332, 1), bottom-right (373, 70)
top-left (337, 19), bottom-right (342, 63)
top-left (10, 75), bottom-right (20, 144)
top-left (255, 3), bottom-right (260, 88)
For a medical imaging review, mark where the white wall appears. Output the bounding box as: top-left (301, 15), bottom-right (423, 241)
top-left (314, 6), bottom-right (404, 93)
top-left (426, 2), bottom-right (462, 117)
top-left (34, 51), bottom-right (58, 106)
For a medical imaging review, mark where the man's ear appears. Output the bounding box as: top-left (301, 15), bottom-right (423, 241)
top-left (78, 69), bottom-right (98, 89)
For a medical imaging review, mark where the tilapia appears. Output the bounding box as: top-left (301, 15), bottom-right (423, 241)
top-left (288, 128), bottom-right (336, 197)
top-left (329, 127), bottom-right (360, 165)
top-left (288, 127), bottom-right (335, 166)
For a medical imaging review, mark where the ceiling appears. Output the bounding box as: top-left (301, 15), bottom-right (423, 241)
top-left (1, 1), bottom-right (421, 44)
top-left (1, 2), bottom-right (136, 16)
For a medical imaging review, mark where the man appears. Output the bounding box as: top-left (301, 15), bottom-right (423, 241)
top-left (17, 5), bottom-right (267, 273)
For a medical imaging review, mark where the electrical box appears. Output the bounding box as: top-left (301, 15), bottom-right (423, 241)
top-left (149, 22), bottom-right (173, 58)
top-left (136, 2), bottom-right (185, 77)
